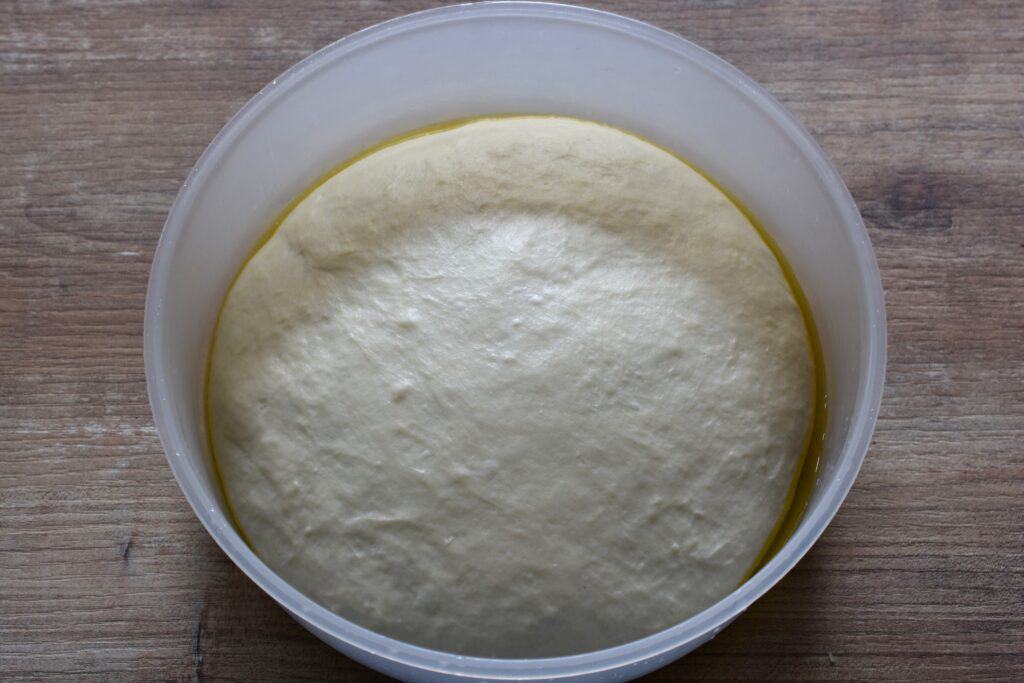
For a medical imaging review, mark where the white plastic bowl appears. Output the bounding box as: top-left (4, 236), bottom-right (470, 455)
top-left (145, 3), bottom-right (885, 680)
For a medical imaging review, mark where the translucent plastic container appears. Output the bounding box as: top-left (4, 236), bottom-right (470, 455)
top-left (144, 3), bottom-right (886, 680)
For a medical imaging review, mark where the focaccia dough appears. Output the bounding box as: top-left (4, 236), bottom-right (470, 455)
top-left (209, 116), bottom-right (813, 657)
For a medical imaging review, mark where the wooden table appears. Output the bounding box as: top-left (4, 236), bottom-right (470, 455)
top-left (3, 1), bottom-right (1022, 680)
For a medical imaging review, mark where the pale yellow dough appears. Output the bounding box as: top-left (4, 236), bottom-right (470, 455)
top-left (210, 117), bottom-right (813, 657)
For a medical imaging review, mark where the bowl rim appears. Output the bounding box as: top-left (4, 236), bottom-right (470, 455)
top-left (144, 2), bottom-right (886, 678)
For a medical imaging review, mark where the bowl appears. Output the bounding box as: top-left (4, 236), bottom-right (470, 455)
top-left (144, 3), bottom-right (886, 680)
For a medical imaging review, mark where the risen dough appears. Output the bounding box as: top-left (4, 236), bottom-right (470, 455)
top-left (210, 116), bottom-right (813, 657)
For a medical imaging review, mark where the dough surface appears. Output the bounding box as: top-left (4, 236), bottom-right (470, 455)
top-left (209, 116), bottom-right (813, 657)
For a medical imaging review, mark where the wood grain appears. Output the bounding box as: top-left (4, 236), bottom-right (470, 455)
top-left (2, 1), bottom-right (1022, 680)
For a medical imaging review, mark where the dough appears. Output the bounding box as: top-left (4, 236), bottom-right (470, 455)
top-left (209, 116), bottom-right (813, 657)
